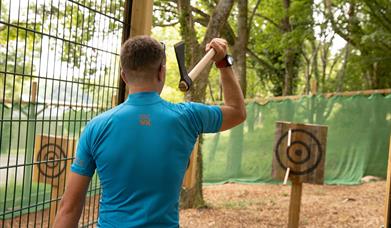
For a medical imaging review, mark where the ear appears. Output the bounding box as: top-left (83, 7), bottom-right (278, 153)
top-left (120, 70), bottom-right (128, 84)
top-left (158, 64), bottom-right (166, 82)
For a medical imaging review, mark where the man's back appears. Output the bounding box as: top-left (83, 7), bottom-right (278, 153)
top-left (71, 92), bottom-right (222, 227)
top-left (54, 37), bottom-right (245, 228)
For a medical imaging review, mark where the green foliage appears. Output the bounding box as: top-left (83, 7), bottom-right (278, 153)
top-left (326, 0), bottom-right (391, 89)
top-left (152, 26), bottom-right (186, 102)
top-left (153, 0), bottom-right (391, 98)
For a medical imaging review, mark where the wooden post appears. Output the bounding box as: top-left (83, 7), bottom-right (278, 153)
top-left (182, 139), bottom-right (199, 189)
top-left (310, 79), bottom-right (317, 122)
top-left (288, 181), bottom-right (303, 228)
top-left (32, 135), bottom-right (75, 227)
top-left (130, 0), bottom-right (153, 37)
top-left (310, 79), bottom-right (317, 95)
top-left (49, 185), bottom-right (65, 227)
top-left (23, 81), bottom-right (38, 200)
top-left (31, 81), bottom-right (37, 103)
top-left (112, 94), bottom-right (117, 108)
top-left (384, 136), bottom-right (391, 227)
top-left (119, 0), bottom-right (154, 101)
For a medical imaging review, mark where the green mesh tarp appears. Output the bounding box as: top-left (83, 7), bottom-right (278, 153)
top-left (202, 94), bottom-right (391, 185)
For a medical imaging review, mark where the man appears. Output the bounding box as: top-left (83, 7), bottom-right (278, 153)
top-left (54, 36), bottom-right (246, 227)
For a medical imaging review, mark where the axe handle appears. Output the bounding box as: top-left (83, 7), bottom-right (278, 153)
top-left (188, 48), bottom-right (216, 81)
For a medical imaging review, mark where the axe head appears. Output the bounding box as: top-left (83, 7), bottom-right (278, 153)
top-left (174, 41), bottom-right (192, 92)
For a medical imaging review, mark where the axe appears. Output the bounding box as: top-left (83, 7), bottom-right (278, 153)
top-left (174, 41), bottom-right (216, 92)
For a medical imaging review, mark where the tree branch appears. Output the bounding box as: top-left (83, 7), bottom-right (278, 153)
top-left (177, 0), bottom-right (200, 54)
top-left (255, 13), bottom-right (281, 30)
top-left (191, 6), bottom-right (209, 18)
top-left (248, 0), bottom-right (262, 29)
top-left (201, 0), bottom-right (235, 46)
top-left (246, 47), bottom-right (278, 73)
top-left (191, 6), bottom-right (236, 46)
top-left (153, 21), bottom-right (179, 27)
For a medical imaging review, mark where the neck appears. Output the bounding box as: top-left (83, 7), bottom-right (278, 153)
top-left (128, 84), bottom-right (160, 95)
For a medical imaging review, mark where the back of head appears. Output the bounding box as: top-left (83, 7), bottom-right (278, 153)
top-left (120, 36), bottom-right (165, 83)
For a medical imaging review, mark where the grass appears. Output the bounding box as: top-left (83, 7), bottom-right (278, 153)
top-left (0, 182), bottom-right (52, 219)
top-left (0, 175), bottom-right (100, 219)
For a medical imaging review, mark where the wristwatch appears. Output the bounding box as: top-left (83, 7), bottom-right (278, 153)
top-left (215, 55), bottom-right (234, 68)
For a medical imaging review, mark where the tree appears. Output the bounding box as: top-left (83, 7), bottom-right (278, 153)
top-left (177, 0), bottom-right (235, 208)
top-left (324, 0), bottom-right (391, 89)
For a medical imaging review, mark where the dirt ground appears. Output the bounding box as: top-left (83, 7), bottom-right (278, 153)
top-left (180, 181), bottom-right (385, 228)
top-left (1, 181), bottom-right (385, 227)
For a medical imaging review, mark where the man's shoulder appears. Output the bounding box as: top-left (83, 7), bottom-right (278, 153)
top-left (87, 103), bottom-right (125, 128)
top-left (160, 100), bottom-right (200, 115)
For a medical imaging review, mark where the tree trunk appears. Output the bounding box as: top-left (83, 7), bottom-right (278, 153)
top-left (336, 44), bottom-right (350, 92)
top-left (177, 0), bottom-right (234, 209)
top-left (283, 49), bottom-right (295, 95)
top-left (282, 0), bottom-right (295, 96)
top-left (226, 0), bottom-right (248, 178)
top-left (233, 0), bottom-right (248, 97)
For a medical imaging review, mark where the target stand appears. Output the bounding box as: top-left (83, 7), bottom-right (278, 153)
top-left (33, 135), bottom-right (75, 227)
top-left (272, 121), bottom-right (328, 228)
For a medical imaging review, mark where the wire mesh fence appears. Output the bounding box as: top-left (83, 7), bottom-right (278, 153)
top-left (0, 0), bottom-right (129, 227)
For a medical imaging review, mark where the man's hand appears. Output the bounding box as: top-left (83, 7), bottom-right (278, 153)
top-left (53, 172), bottom-right (91, 228)
top-left (206, 38), bottom-right (228, 62)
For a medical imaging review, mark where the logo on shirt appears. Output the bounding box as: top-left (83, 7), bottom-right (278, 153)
top-left (139, 114), bottom-right (151, 126)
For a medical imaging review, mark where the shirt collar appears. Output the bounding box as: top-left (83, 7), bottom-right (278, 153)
top-left (125, 92), bottom-right (162, 106)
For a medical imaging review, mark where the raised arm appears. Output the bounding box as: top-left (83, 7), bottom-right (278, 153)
top-left (53, 172), bottom-right (91, 228)
top-left (206, 38), bottom-right (246, 131)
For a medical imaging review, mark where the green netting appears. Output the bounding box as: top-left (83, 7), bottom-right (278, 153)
top-left (202, 94), bottom-right (391, 185)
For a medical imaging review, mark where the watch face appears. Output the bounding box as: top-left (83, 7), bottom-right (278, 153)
top-left (227, 55), bottom-right (234, 66)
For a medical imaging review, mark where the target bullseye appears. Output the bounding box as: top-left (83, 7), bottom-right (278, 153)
top-left (286, 141), bottom-right (311, 165)
top-left (37, 143), bottom-right (67, 178)
top-left (275, 129), bottom-right (323, 176)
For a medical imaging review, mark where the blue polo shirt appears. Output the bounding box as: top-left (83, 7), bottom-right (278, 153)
top-left (71, 92), bottom-right (222, 227)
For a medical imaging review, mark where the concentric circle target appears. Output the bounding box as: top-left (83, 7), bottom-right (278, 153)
top-left (37, 143), bottom-right (67, 178)
top-left (275, 129), bottom-right (323, 175)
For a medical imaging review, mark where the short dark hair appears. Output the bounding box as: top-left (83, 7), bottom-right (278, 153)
top-left (120, 36), bottom-right (165, 81)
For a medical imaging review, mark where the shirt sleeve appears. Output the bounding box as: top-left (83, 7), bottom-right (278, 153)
top-left (71, 123), bottom-right (96, 177)
top-left (188, 102), bottom-right (223, 134)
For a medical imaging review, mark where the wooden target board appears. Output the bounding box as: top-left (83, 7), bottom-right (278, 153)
top-left (33, 135), bottom-right (75, 186)
top-left (272, 121), bottom-right (328, 185)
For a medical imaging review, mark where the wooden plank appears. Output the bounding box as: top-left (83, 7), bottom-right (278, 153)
top-left (288, 181), bottom-right (303, 228)
top-left (2, 98), bottom-right (110, 110)
top-left (385, 136), bottom-right (391, 228)
top-left (254, 88), bottom-right (391, 104)
top-left (272, 121), bottom-right (328, 185)
top-left (33, 135), bottom-right (75, 186)
top-left (211, 88), bottom-right (391, 105)
top-left (4, 88), bottom-right (389, 108)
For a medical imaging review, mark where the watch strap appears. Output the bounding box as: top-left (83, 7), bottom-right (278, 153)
top-left (215, 55), bottom-right (230, 68)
